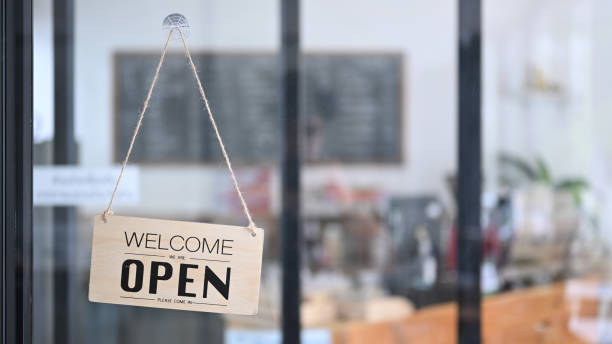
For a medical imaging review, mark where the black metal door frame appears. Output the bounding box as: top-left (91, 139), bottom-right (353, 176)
top-left (52, 0), bottom-right (76, 342)
top-left (279, 0), bottom-right (301, 343)
top-left (1, 0), bottom-right (34, 344)
top-left (457, 0), bottom-right (482, 343)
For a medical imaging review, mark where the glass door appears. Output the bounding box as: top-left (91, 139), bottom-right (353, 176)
top-left (31, 1), bottom-right (282, 343)
top-left (19, 1), bottom-right (612, 344)
top-left (13, 0), bottom-right (479, 343)
top-left (11, 0), bottom-right (480, 343)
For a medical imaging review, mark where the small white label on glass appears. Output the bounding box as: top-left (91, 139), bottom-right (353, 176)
top-left (33, 166), bottom-right (140, 206)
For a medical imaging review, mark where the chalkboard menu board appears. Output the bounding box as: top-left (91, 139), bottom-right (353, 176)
top-left (114, 52), bottom-right (403, 164)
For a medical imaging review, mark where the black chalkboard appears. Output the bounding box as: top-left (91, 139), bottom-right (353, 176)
top-left (114, 52), bottom-right (403, 164)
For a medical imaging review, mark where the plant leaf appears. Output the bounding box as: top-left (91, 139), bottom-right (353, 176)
top-left (535, 157), bottom-right (551, 183)
top-left (498, 152), bottom-right (537, 181)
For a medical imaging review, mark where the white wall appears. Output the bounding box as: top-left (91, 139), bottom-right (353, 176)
top-left (301, 0), bottom-right (457, 197)
top-left (483, 0), bottom-right (594, 183)
top-left (33, 0), bottom-right (612, 223)
top-left (76, 0), bottom-right (277, 218)
top-left (483, 0), bottom-right (612, 245)
top-left (33, 0), bottom-right (612, 247)
top-left (68, 0), bottom-right (457, 218)
top-left (33, 0), bottom-right (54, 144)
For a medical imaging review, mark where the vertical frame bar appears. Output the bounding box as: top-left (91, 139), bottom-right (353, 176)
top-left (53, 0), bottom-right (76, 162)
top-left (52, 0), bottom-right (76, 343)
top-left (280, 0), bottom-right (301, 343)
top-left (457, 0), bottom-right (482, 343)
top-left (1, 0), bottom-right (34, 343)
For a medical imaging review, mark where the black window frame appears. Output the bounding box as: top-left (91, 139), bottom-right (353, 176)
top-left (1, 0), bottom-right (34, 343)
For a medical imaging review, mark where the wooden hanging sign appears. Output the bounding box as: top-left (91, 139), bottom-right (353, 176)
top-left (89, 215), bottom-right (264, 315)
top-left (90, 17), bottom-right (265, 316)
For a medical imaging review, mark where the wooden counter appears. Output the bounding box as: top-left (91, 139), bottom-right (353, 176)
top-left (332, 281), bottom-right (593, 343)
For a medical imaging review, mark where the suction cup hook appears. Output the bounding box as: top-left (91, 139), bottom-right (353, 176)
top-left (163, 13), bottom-right (190, 40)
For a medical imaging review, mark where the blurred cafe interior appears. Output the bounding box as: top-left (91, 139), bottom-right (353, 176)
top-left (2, 0), bottom-right (612, 343)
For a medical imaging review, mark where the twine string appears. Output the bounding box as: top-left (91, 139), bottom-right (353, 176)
top-left (103, 29), bottom-right (173, 222)
top-left (103, 27), bottom-right (257, 236)
top-left (177, 28), bottom-right (257, 236)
